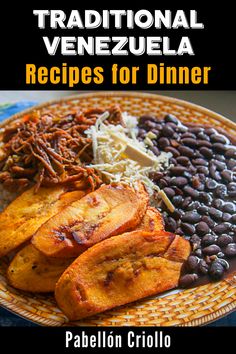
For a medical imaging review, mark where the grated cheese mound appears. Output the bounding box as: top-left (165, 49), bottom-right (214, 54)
top-left (85, 111), bottom-right (173, 206)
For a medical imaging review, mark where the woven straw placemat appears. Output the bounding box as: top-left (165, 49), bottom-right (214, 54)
top-left (0, 91), bottom-right (236, 326)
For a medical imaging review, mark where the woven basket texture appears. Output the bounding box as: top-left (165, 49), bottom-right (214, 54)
top-left (0, 92), bottom-right (235, 326)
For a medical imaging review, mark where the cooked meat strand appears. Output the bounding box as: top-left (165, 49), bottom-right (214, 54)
top-left (0, 106), bottom-right (122, 191)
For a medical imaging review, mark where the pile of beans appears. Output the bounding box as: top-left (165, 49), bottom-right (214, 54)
top-left (138, 114), bottom-right (236, 287)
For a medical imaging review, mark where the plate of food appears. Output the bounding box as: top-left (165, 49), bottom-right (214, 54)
top-left (0, 91), bottom-right (236, 327)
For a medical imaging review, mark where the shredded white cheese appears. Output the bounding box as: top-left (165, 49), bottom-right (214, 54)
top-left (85, 111), bottom-right (173, 208)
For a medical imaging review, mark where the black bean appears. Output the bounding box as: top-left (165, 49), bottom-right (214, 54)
top-left (198, 132), bottom-right (210, 141)
top-left (209, 261), bottom-right (224, 281)
top-left (150, 146), bottom-right (160, 156)
top-left (208, 207), bottom-right (223, 220)
top-left (145, 121), bottom-right (158, 129)
top-left (231, 226), bottom-right (236, 235)
top-left (172, 209), bottom-right (183, 220)
top-left (198, 259), bottom-right (209, 274)
top-left (151, 129), bottom-right (161, 136)
top-left (164, 114), bottom-right (179, 124)
top-left (222, 213), bottom-right (232, 222)
top-left (186, 201), bottom-right (201, 211)
top-left (172, 186), bottom-right (184, 196)
top-left (170, 157), bottom-right (177, 165)
top-left (178, 146), bottom-right (195, 158)
top-left (152, 140), bottom-right (158, 148)
top-left (228, 182), bottom-right (236, 197)
top-left (149, 171), bottom-right (163, 181)
top-left (189, 165), bottom-right (198, 175)
top-left (194, 248), bottom-right (203, 257)
top-left (213, 160), bottom-right (226, 171)
top-left (190, 234), bottom-right (201, 247)
top-left (163, 176), bottom-right (171, 184)
top-left (202, 244), bottom-right (221, 255)
top-left (162, 125), bottom-right (174, 137)
top-left (155, 123), bottom-right (162, 130)
top-left (192, 158), bottom-right (208, 166)
top-left (186, 255), bottom-right (199, 272)
top-left (199, 192), bottom-right (213, 205)
top-left (179, 274), bottom-right (198, 288)
top-left (213, 143), bottom-right (226, 153)
top-left (171, 176), bottom-right (188, 187)
top-left (158, 137), bottom-right (170, 149)
top-left (170, 166), bottom-right (187, 175)
top-left (213, 222), bottom-right (231, 234)
top-left (194, 181), bottom-right (205, 192)
top-left (198, 173), bottom-right (207, 182)
top-left (175, 227), bottom-right (184, 236)
top-left (176, 156), bottom-right (190, 166)
top-left (189, 127), bottom-right (203, 134)
top-left (172, 195), bottom-right (183, 207)
top-left (198, 205), bottom-right (209, 215)
top-left (214, 184), bottom-right (227, 198)
top-left (223, 203), bottom-right (236, 214)
top-left (221, 170), bottom-right (233, 182)
top-left (181, 222), bottom-right (196, 236)
top-left (199, 147), bottom-right (213, 159)
top-left (230, 215), bottom-right (236, 223)
top-left (183, 186), bottom-right (200, 199)
top-left (225, 148), bottom-right (236, 159)
top-left (165, 146), bottom-right (180, 157)
top-left (139, 115), bottom-right (157, 124)
top-left (215, 154), bottom-right (226, 162)
top-left (197, 166), bottom-right (209, 175)
top-left (197, 184), bottom-right (207, 192)
top-left (181, 138), bottom-right (198, 147)
top-left (227, 159), bottom-right (236, 169)
top-left (163, 187), bottom-right (175, 198)
top-left (165, 217), bottom-right (177, 232)
top-left (177, 125), bottom-right (188, 133)
top-left (197, 140), bottom-right (212, 148)
top-left (210, 134), bottom-right (227, 144)
top-left (217, 234), bottom-right (233, 247)
top-left (140, 119), bottom-right (236, 284)
top-left (205, 178), bottom-right (218, 190)
top-left (182, 132), bottom-right (196, 139)
top-left (224, 243), bottom-right (236, 257)
top-left (205, 128), bottom-right (216, 135)
top-left (182, 196), bottom-right (192, 208)
top-left (138, 128), bottom-right (147, 137)
top-left (209, 165), bottom-right (222, 181)
top-left (201, 234), bottom-right (216, 246)
top-left (212, 198), bottom-right (224, 209)
top-left (182, 211), bottom-right (201, 224)
top-left (196, 221), bottom-right (210, 236)
top-left (201, 215), bottom-right (215, 229)
top-left (159, 179), bottom-right (169, 188)
top-left (218, 259), bottom-right (230, 270)
top-left (183, 171), bottom-right (193, 179)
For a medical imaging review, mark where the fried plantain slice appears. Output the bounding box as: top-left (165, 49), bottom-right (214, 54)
top-left (136, 207), bottom-right (164, 232)
top-left (0, 186), bottom-right (88, 257)
top-left (32, 183), bottom-right (148, 258)
top-left (7, 244), bottom-right (73, 292)
top-left (55, 230), bottom-right (191, 321)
